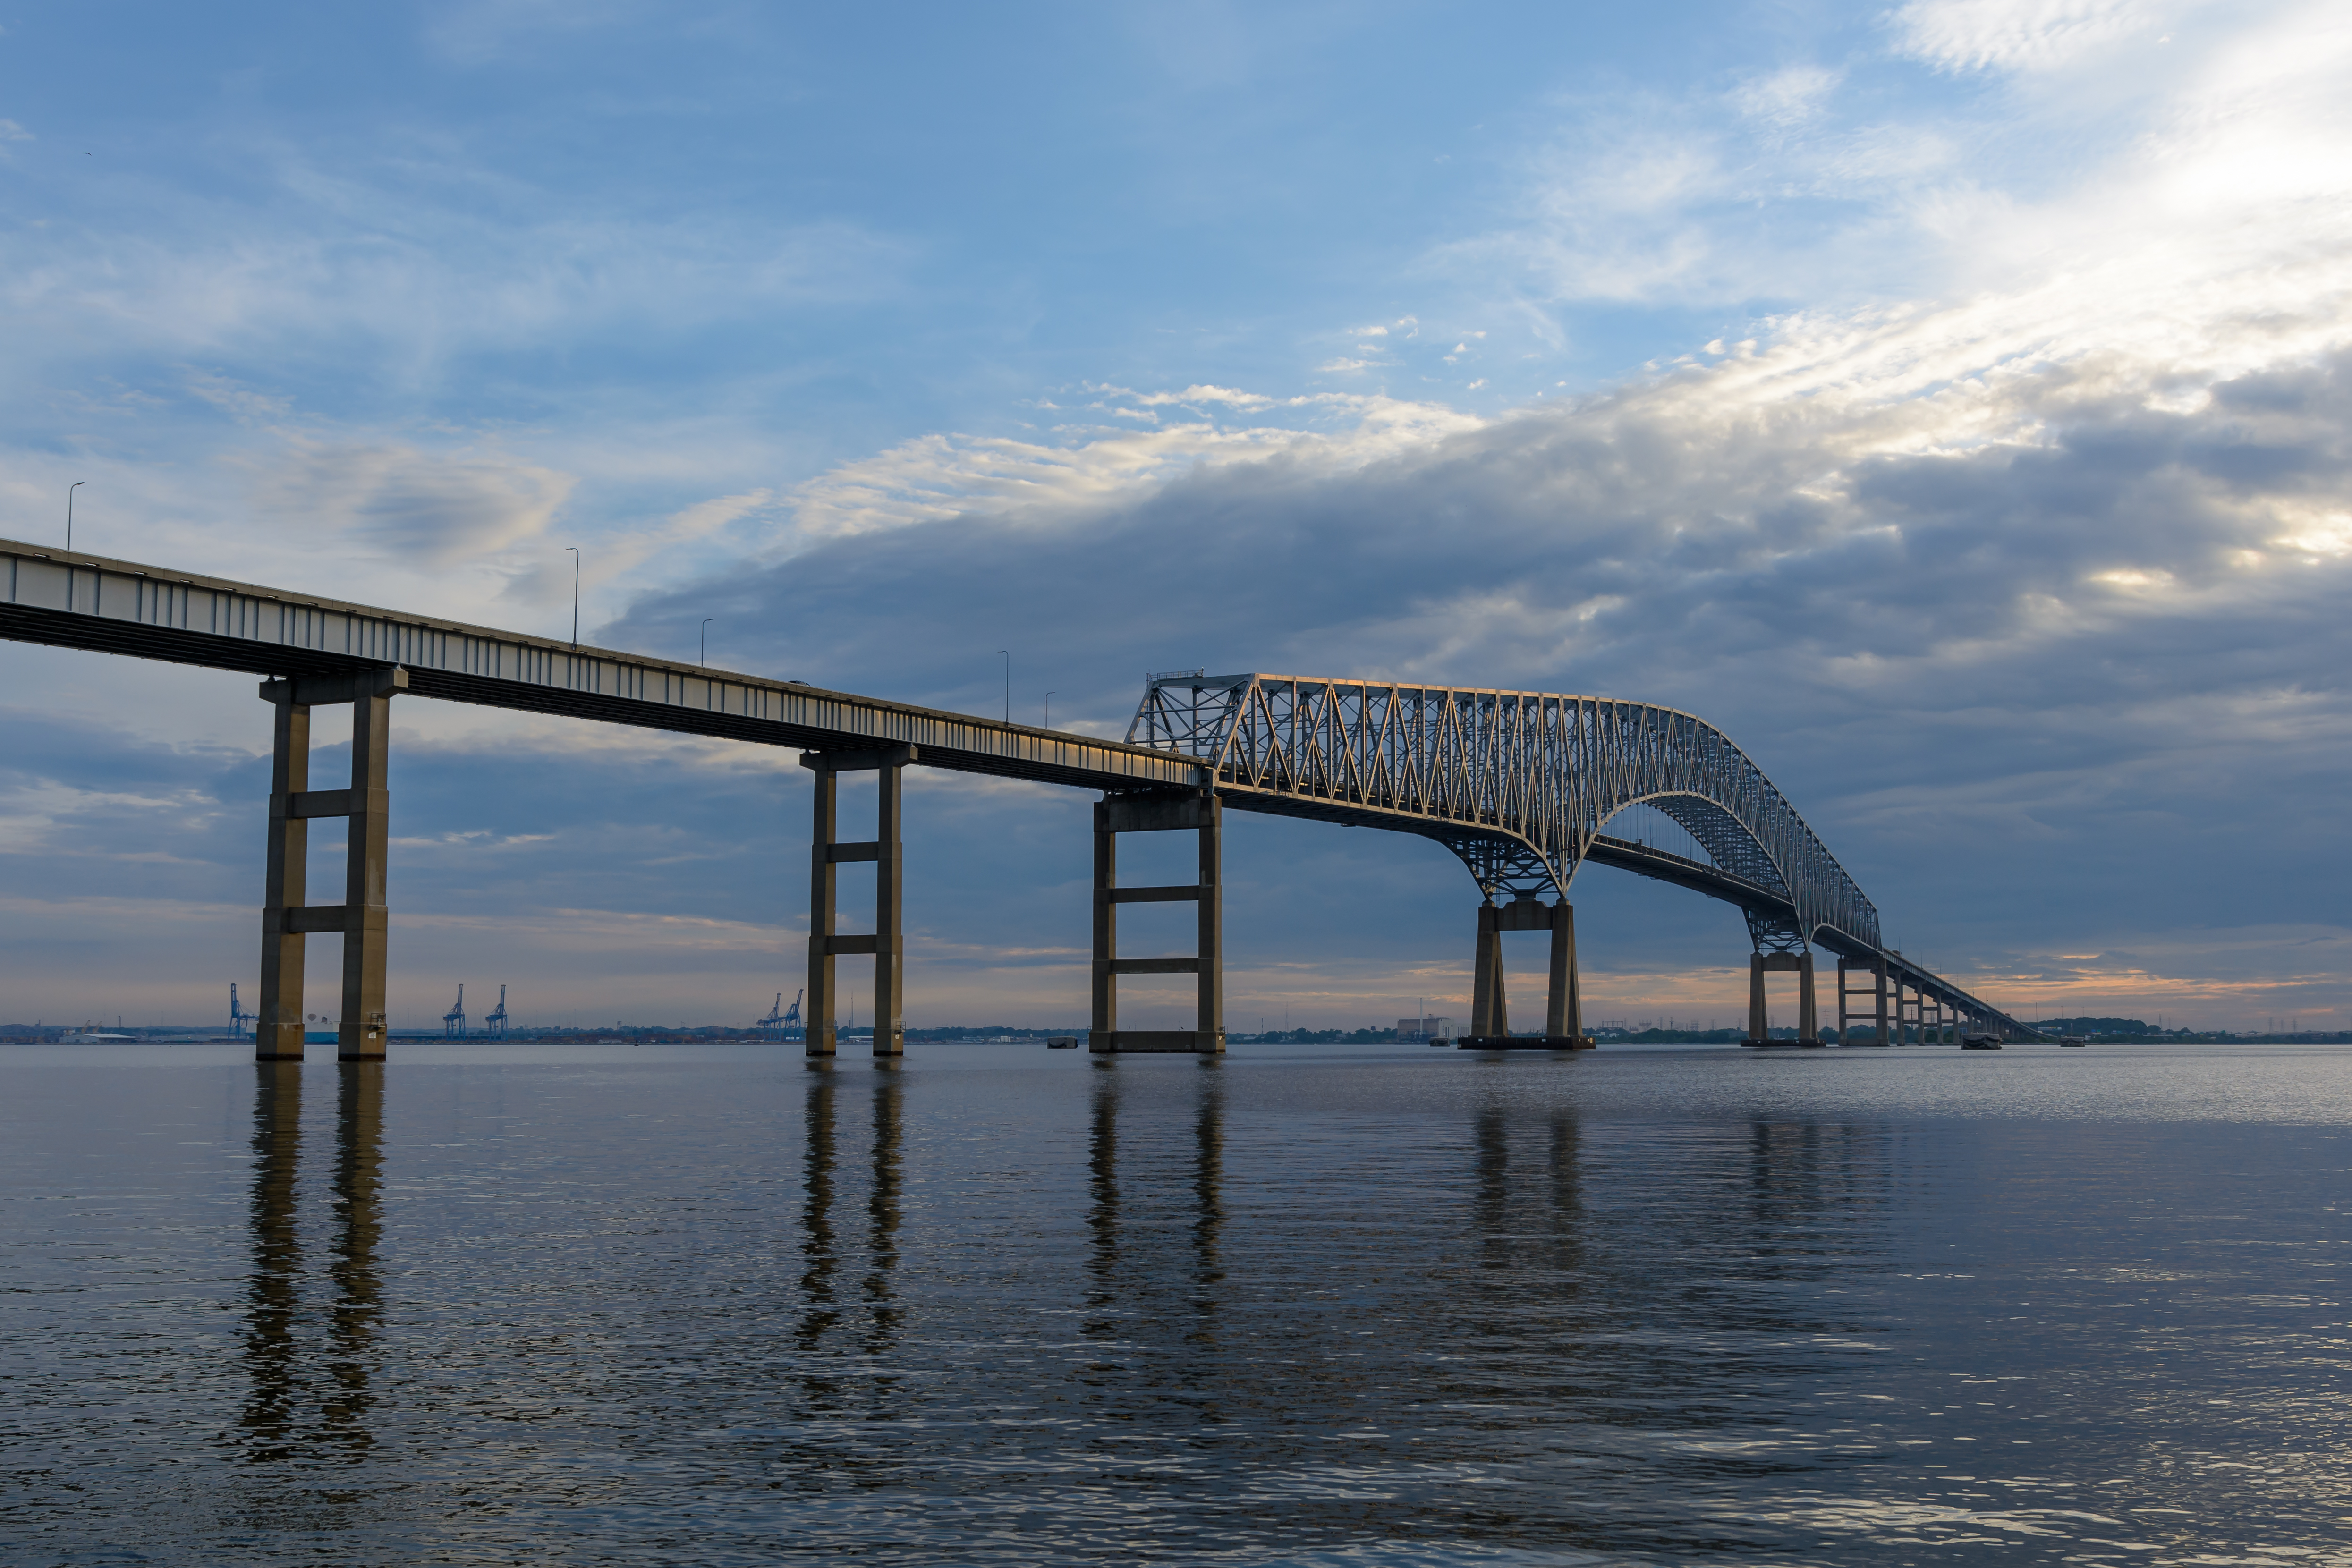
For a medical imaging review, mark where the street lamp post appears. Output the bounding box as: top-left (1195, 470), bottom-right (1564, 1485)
top-left (66, 482), bottom-right (83, 553)
top-left (996, 650), bottom-right (1009, 724)
top-left (701, 618), bottom-right (714, 666)
top-left (1044, 691), bottom-right (1055, 729)
top-left (566, 547), bottom-right (581, 649)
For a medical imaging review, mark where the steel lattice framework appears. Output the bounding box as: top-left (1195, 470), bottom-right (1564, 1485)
top-left (1129, 672), bottom-right (1882, 952)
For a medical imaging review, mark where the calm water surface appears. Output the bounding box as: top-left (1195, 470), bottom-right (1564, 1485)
top-left (4, 1040), bottom-right (2350, 1565)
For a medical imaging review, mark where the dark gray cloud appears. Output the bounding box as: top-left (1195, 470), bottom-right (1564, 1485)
top-left (6, 345), bottom-right (2347, 1031)
top-left (600, 346), bottom-right (2352, 1025)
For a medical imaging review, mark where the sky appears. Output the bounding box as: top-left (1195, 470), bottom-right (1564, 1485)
top-left (2, 0), bottom-right (2347, 1034)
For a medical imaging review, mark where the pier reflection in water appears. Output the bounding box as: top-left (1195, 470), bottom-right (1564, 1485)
top-left (7, 1042), bottom-right (2350, 1564)
top-left (237, 1063), bottom-right (305, 1465)
top-left (228, 1061), bottom-right (387, 1538)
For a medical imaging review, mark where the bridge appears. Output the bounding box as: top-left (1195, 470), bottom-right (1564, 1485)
top-left (0, 535), bottom-right (2038, 1057)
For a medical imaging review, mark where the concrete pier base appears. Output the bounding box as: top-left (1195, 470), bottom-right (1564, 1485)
top-left (1741, 950), bottom-right (1820, 1048)
top-left (1837, 955), bottom-right (1891, 1045)
top-left (801, 745), bottom-right (916, 1059)
top-left (1090, 789), bottom-right (1223, 1055)
top-left (1467, 897), bottom-right (1594, 1051)
top-left (255, 667), bottom-right (404, 1063)
top-left (1089, 1030), bottom-right (1222, 1054)
top-left (1457, 1035), bottom-right (1596, 1050)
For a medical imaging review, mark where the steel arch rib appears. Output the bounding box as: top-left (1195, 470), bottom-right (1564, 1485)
top-left (1128, 672), bottom-right (1882, 952)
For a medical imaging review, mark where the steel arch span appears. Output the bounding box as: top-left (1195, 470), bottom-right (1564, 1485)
top-left (1127, 671), bottom-right (1882, 953)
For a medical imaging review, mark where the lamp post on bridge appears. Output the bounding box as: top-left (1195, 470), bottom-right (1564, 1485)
top-left (66, 482), bottom-right (83, 553)
top-left (566, 546), bottom-right (581, 649)
top-left (1044, 691), bottom-right (1055, 729)
top-left (996, 649), bottom-right (1010, 724)
top-left (701, 619), bottom-right (713, 667)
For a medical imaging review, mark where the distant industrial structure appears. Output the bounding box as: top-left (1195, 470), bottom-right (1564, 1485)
top-left (484, 985), bottom-right (509, 1039)
top-left (229, 983), bottom-right (254, 1040)
top-left (1396, 1015), bottom-right (1457, 1043)
top-left (442, 985), bottom-right (466, 1039)
top-left (758, 990), bottom-right (804, 1037)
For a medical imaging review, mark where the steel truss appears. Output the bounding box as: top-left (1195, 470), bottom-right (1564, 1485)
top-left (1129, 672), bottom-right (1882, 951)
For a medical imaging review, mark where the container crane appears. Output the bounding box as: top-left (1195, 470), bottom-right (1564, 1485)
top-left (443, 984), bottom-right (466, 1038)
top-left (229, 982), bottom-right (254, 1039)
top-left (758, 990), bottom-right (803, 1035)
top-left (485, 985), bottom-right (509, 1039)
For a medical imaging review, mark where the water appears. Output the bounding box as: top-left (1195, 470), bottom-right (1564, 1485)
top-left (5, 1040), bottom-right (2350, 1565)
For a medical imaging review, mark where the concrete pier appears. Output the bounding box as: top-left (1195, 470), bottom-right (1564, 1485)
top-left (1836, 956), bottom-right (1890, 1046)
top-left (1090, 788), bottom-right (1223, 1053)
top-left (802, 744), bottom-right (914, 1058)
top-left (1741, 950), bottom-right (1821, 1046)
top-left (255, 667), bottom-right (403, 1062)
top-left (1460, 897), bottom-right (1594, 1049)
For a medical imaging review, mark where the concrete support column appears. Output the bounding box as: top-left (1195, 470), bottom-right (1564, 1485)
top-left (256, 667), bottom-right (403, 1064)
top-left (1088, 789), bottom-right (1223, 1053)
top-left (1467, 897), bottom-right (1591, 1049)
top-left (1743, 950), bottom-right (1815, 1047)
top-left (873, 759), bottom-right (905, 1058)
top-left (1470, 902), bottom-right (1503, 1039)
top-left (1748, 954), bottom-right (1769, 1042)
top-left (800, 744), bottom-right (916, 1059)
top-left (1874, 959), bottom-right (1890, 1046)
top-left (1798, 953), bottom-right (1819, 1045)
top-left (257, 689), bottom-right (311, 1062)
top-left (806, 764), bottom-right (838, 1058)
top-left (1091, 801), bottom-right (1116, 1045)
top-left (1196, 792), bottom-right (1222, 1049)
top-left (338, 685), bottom-right (392, 1062)
top-left (1544, 902), bottom-right (1589, 1045)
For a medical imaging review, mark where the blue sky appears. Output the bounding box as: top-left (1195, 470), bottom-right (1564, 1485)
top-left (3, 0), bottom-right (2348, 1032)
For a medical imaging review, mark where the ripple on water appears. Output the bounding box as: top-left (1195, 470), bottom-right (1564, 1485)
top-left (1, 1040), bottom-right (2349, 1563)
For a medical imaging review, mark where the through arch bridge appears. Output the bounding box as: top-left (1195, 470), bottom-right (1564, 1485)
top-left (0, 537), bottom-right (2038, 1057)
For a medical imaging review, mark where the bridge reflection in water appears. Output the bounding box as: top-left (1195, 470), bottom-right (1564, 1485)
top-left (1083, 1060), bottom-right (1228, 1367)
top-left (234, 1062), bottom-right (387, 1523)
top-left (207, 1058), bottom-right (1926, 1557)
top-left (0, 1051), bottom-right (2286, 1560)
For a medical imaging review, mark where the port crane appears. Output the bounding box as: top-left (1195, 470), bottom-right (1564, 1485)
top-left (443, 984), bottom-right (466, 1038)
top-left (229, 982), bottom-right (255, 1039)
top-left (484, 985), bottom-right (509, 1039)
top-left (758, 990), bottom-right (803, 1035)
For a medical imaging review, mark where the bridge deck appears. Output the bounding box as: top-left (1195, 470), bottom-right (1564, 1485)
top-left (0, 536), bottom-right (2027, 1035)
top-left (0, 538), bottom-right (1203, 792)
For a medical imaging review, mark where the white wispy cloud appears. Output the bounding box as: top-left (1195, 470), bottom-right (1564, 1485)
top-left (1888, 0), bottom-right (2162, 74)
top-left (772, 391), bottom-right (1480, 549)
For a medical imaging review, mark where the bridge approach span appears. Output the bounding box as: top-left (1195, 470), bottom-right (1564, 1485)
top-left (0, 538), bottom-right (2034, 1052)
top-left (0, 538), bottom-right (1204, 793)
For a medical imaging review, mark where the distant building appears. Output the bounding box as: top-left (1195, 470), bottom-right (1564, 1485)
top-left (1397, 1016), bottom-right (1457, 1043)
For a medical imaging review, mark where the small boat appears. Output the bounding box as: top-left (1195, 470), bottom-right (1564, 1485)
top-left (2059, 1035), bottom-right (2085, 1047)
top-left (1960, 1032), bottom-right (2003, 1050)
top-left (1046, 1036), bottom-right (1079, 1049)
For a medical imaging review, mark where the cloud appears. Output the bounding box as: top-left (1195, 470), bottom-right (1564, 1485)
top-left (246, 441), bottom-right (575, 568)
top-left (1888, 0), bottom-right (2158, 74)
top-left (1438, 0), bottom-right (2341, 322)
top-left (601, 234), bottom-right (2352, 1026)
top-left (1731, 64), bottom-right (1843, 128)
top-left (771, 392), bottom-right (1480, 551)
top-left (3, 0), bottom-right (2347, 1031)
